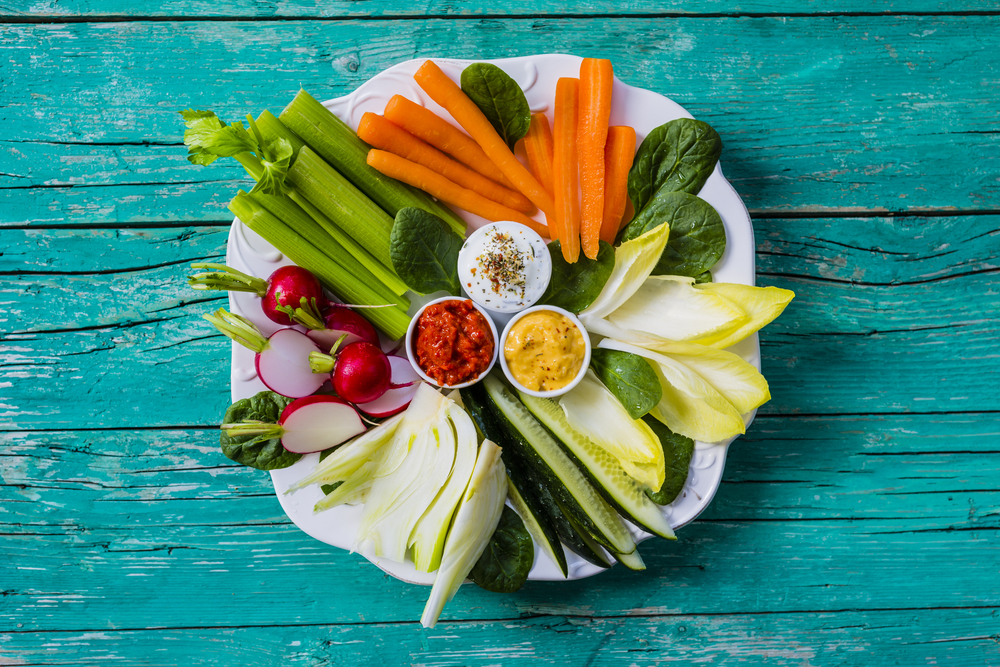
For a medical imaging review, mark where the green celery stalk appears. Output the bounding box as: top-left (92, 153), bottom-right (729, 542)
top-left (279, 89), bottom-right (467, 236)
top-left (286, 146), bottom-right (394, 270)
top-left (229, 191), bottom-right (411, 340)
top-left (255, 109), bottom-right (306, 156)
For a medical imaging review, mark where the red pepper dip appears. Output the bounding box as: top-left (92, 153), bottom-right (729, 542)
top-left (414, 299), bottom-right (495, 386)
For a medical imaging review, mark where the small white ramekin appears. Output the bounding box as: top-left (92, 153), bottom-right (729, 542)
top-left (457, 221), bottom-right (552, 315)
top-left (405, 296), bottom-right (500, 390)
top-left (498, 305), bottom-right (591, 398)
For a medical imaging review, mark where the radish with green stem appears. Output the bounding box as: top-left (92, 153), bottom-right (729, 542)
top-left (356, 356), bottom-right (423, 418)
top-left (189, 263), bottom-right (328, 327)
top-left (291, 303), bottom-right (381, 351)
top-left (222, 394), bottom-right (366, 454)
top-left (310, 339), bottom-right (392, 404)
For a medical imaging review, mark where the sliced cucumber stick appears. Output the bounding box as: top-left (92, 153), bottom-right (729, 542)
top-left (507, 480), bottom-right (568, 578)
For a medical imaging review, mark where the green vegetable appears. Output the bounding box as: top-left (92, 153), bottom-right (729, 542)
top-left (612, 548), bottom-right (646, 572)
top-left (389, 207), bottom-right (464, 296)
top-left (460, 63), bottom-right (532, 150)
top-left (620, 191), bottom-right (726, 277)
top-left (643, 416), bottom-right (695, 506)
top-left (694, 270), bottom-right (713, 284)
top-left (470, 506), bottom-right (534, 593)
top-left (505, 479), bottom-right (568, 577)
top-left (220, 391), bottom-right (297, 470)
top-left (589, 348), bottom-right (662, 420)
top-left (540, 240), bottom-right (615, 313)
top-left (279, 89), bottom-right (467, 236)
top-left (627, 118), bottom-right (722, 214)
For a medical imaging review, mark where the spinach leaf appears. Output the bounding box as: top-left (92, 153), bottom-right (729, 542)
top-left (320, 481), bottom-right (343, 496)
top-left (540, 239), bottom-right (615, 313)
top-left (460, 63), bottom-right (531, 150)
top-left (589, 349), bottom-right (662, 420)
top-left (694, 270), bottom-right (713, 284)
top-left (220, 391), bottom-right (299, 470)
top-left (642, 416), bottom-right (695, 505)
top-left (390, 207), bottom-right (463, 295)
top-left (620, 191), bottom-right (726, 277)
top-left (470, 505), bottom-right (534, 593)
top-left (627, 118), bottom-right (722, 214)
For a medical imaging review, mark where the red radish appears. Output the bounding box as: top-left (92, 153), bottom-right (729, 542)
top-left (189, 263), bottom-right (328, 326)
top-left (221, 395), bottom-right (366, 455)
top-left (204, 308), bottom-right (325, 398)
top-left (357, 356), bottom-right (424, 418)
top-left (310, 340), bottom-right (392, 404)
top-left (304, 305), bottom-right (380, 352)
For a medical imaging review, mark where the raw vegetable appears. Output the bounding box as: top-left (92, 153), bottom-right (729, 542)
top-left (690, 282), bottom-right (796, 350)
top-left (278, 89), bottom-right (467, 235)
top-left (357, 112), bottom-right (534, 214)
top-left (221, 394), bottom-right (366, 455)
top-left (310, 340), bottom-right (392, 405)
top-left (643, 416), bottom-right (695, 506)
top-left (506, 479), bottom-right (567, 577)
top-left (620, 191), bottom-right (726, 278)
top-left (470, 505), bottom-right (534, 593)
top-left (613, 549), bottom-right (646, 572)
top-left (518, 390), bottom-right (675, 540)
top-left (460, 63), bottom-right (532, 151)
top-left (523, 112), bottom-right (555, 197)
top-left (389, 207), bottom-right (464, 296)
top-left (552, 77), bottom-right (581, 262)
top-left (220, 391), bottom-right (297, 470)
top-left (383, 94), bottom-right (514, 188)
top-left (303, 305), bottom-right (381, 352)
top-left (627, 118), bottom-right (722, 215)
top-left (695, 271), bottom-right (713, 284)
top-left (203, 308), bottom-right (326, 398)
top-left (315, 462), bottom-right (376, 511)
top-left (367, 150), bottom-right (550, 237)
top-left (578, 58), bottom-right (614, 259)
top-left (603, 126), bottom-right (637, 235)
top-left (413, 60), bottom-right (556, 219)
top-left (557, 500), bottom-right (613, 567)
top-left (588, 348), bottom-right (662, 420)
top-left (539, 239), bottom-right (615, 313)
top-left (356, 356), bottom-right (423, 418)
top-left (558, 370), bottom-right (665, 490)
top-left (187, 263), bottom-right (327, 327)
top-left (421, 438), bottom-right (507, 629)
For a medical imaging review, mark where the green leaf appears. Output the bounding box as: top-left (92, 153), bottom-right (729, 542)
top-left (540, 240), bottom-right (616, 313)
top-left (620, 191), bottom-right (726, 277)
top-left (249, 138), bottom-right (293, 196)
top-left (390, 207), bottom-right (463, 295)
top-left (589, 348), bottom-right (663, 420)
top-left (320, 481), bottom-right (344, 496)
top-left (219, 391), bottom-right (299, 470)
top-left (627, 118), bottom-right (722, 214)
top-left (642, 416), bottom-right (694, 506)
top-left (460, 63), bottom-right (532, 151)
top-left (694, 270), bottom-right (713, 284)
top-left (470, 505), bottom-right (534, 594)
top-left (179, 109), bottom-right (257, 165)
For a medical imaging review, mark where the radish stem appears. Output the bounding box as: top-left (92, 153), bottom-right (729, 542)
top-left (275, 297), bottom-right (326, 329)
top-left (221, 421), bottom-right (283, 439)
top-left (204, 308), bottom-right (268, 353)
top-left (188, 263), bottom-right (268, 295)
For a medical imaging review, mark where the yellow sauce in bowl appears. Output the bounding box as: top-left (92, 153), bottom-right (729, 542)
top-left (503, 310), bottom-right (587, 392)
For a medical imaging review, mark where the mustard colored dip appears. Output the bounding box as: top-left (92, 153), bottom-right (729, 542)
top-left (504, 311), bottom-right (586, 391)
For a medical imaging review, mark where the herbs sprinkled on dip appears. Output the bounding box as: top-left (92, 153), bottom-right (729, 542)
top-left (458, 222), bottom-right (551, 313)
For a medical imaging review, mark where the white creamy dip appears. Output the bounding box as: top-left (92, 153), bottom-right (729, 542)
top-left (457, 222), bottom-right (552, 314)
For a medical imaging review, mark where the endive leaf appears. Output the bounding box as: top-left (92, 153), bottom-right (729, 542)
top-left (692, 283), bottom-right (795, 349)
top-left (579, 222), bottom-right (671, 321)
top-left (608, 275), bottom-right (747, 342)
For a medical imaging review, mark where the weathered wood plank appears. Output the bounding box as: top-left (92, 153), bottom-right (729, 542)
top-left (6, 0), bottom-right (997, 19)
top-left (1, 16), bottom-right (998, 221)
top-left (1, 413), bottom-right (997, 632)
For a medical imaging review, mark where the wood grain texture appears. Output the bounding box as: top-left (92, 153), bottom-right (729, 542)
top-left (2, 15), bottom-right (998, 223)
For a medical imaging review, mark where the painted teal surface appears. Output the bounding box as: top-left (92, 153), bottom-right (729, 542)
top-left (1, 6), bottom-right (999, 667)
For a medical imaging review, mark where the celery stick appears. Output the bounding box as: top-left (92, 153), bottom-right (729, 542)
top-left (279, 89), bottom-right (467, 236)
top-left (229, 191), bottom-right (411, 340)
top-left (256, 109), bottom-right (306, 157)
top-left (286, 146), bottom-right (394, 269)
top-left (248, 191), bottom-right (409, 310)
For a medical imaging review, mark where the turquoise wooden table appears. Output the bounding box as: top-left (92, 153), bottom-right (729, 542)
top-left (3, 2), bottom-right (999, 664)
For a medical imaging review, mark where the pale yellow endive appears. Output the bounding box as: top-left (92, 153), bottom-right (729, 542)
top-left (691, 282), bottom-right (795, 350)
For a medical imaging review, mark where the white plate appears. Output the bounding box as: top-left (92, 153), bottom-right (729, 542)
top-left (226, 54), bottom-right (757, 585)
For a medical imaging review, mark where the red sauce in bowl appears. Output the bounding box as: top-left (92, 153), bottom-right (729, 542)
top-left (414, 299), bottom-right (495, 386)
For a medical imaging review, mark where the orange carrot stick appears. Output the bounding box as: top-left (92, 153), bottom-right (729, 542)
top-left (383, 95), bottom-right (517, 189)
top-left (413, 60), bottom-right (556, 221)
top-left (601, 125), bottom-right (637, 241)
top-left (553, 78), bottom-right (581, 263)
top-left (367, 149), bottom-right (550, 238)
top-left (523, 113), bottom-right (555, 198)
top-left (357, 113), bottom-right (536, 215)
top-left (578, 58), bottom-right (614, 260)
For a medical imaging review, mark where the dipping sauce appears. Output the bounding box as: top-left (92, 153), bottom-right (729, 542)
top-left (504, 310), bottom-right (587, 392)
top-left (458, 222), bottom-right (551, 313)
top-left (414, 299), bottom-right (495, 386)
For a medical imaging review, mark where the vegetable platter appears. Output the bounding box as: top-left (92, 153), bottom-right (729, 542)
top-left (183, 53), bottom-right (794, 627)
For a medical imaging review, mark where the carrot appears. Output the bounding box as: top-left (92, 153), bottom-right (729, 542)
top-left (367, 149), bottom-right (550, 238)
top-left (357, 113), bottom-right (536, 215)
top-left (383, 95), bottom-right (516, 189)
top-left (601, 125), bottom-right (637, 241)
top-left (413, 60), bottom-right (556, 221)
top-left (578, 58), bottom-right (614, 260)
top-left (523, 113), bottom-right (555, 198)
top-left (552, 78), bottom-right (581, 263)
